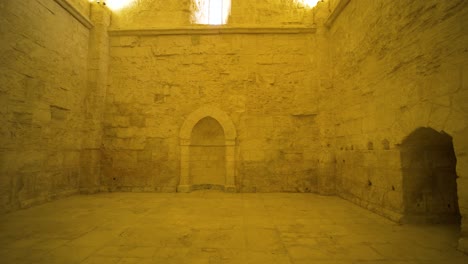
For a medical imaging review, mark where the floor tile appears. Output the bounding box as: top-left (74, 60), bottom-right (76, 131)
top-left (0, 192), bottom-right (466, 264)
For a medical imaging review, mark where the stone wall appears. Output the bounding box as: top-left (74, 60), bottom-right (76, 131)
top-left (68, 0), bottom-right (90, 16)
top-left (109, 0), bottom-right (317, 28)
top-left (2, 0), bottom-right (468, 254)
top-left (80, 3), bottom-right (111, 193)
top-left (104, 29), bottom-right (325, 192)
top-left (229, 0), bottom-right (315, 26)
top-left (327, 0), bottom-right (468, 251)
top-left (0, 0), bottom-right (92, 212)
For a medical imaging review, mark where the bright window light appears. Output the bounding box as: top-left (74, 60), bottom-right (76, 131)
top-left (91, 0), bottom-right (135, 11)
top-left (106, 0), bottom-right (135, 10)
top-left (194, 0), bottom-right (231, 25)
top-left (296, 0), bottom-right (321, 8)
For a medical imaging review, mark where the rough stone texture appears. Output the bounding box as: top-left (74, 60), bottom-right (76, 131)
top-left (80, 4), bottom-right (111, 194)
top-left (2, 0), bottom-right (468, 254)
top-left (109, 0), bottom-right (316, 28)
top-left (327, 0), bottom-right (468, 251)
top-left (229, 0), bottom-right (315, 26)
top-left (109, 0), bottom-right (193, 28)
top-left (0, 0), bottom-right (91, 212)
top-left (104, 31), bottom-right (325, 193)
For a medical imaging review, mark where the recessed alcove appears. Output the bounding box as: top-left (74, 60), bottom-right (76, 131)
top-left (178, 106), bottom-right (237, 193)
top-left (190, 116), bottom-right (227, 189)
top-left (400, 127), bottom-right (460, 224)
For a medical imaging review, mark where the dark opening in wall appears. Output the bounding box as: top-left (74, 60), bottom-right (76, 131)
top-left (400, 127), bottom-right (460, 224)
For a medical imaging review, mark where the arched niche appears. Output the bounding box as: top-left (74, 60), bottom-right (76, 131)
top-left (178, 106), bottom-right (237, 192)
top-left (190, 117), bottom-right (226, 189)
top-left (400, 127), bottom-right (460, 224)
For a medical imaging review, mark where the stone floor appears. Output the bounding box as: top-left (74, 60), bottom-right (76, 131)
top-left (0, 191), bottom-right (467, 264)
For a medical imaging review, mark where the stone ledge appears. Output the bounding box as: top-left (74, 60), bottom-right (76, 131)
top-left (54, 0), bottom-right (93, 29)
top-left (325, 0), bottom-right (351, 28)
top-left (109, 26), bottom-right (317, 36)
top-left (339, 192), bottom-right (404, 223)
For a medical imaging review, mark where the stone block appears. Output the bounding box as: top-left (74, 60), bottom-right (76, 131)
top-left (137, 150), bottom-right (152, 163)
top-left (63, 151), bottom-right (81, 168)
top-left (111, 151), bottom-right (138, 168)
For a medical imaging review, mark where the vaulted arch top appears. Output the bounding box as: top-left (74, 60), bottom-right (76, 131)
top-left (180, 106), bottom-right (237, 141)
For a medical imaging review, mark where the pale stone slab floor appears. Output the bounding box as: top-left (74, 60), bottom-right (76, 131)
top-left (0, 191), bottom-right (467, 264)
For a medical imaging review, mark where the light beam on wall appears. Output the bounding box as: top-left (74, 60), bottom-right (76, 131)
top-left (194, 0), bottom-right (231, 25)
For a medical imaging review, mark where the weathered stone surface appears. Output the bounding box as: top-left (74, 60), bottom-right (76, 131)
top-left (0, 192), bottom-right (467, 263)
top-left (104, 27), bottom-right (325, 192)
top-left (327, 0), bottom-right (468, 251)
top-left (2, 0), bottom-right (468, 254)
top-left (0, 0), bottom-right (91, 212)
top-left (109, 0), bottom-right (318, 29)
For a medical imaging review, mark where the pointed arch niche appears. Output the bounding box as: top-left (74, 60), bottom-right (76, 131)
top-left (400, 127), bottom-right (460, 224)
top-left (178, 106), bottom-right (237, 192)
